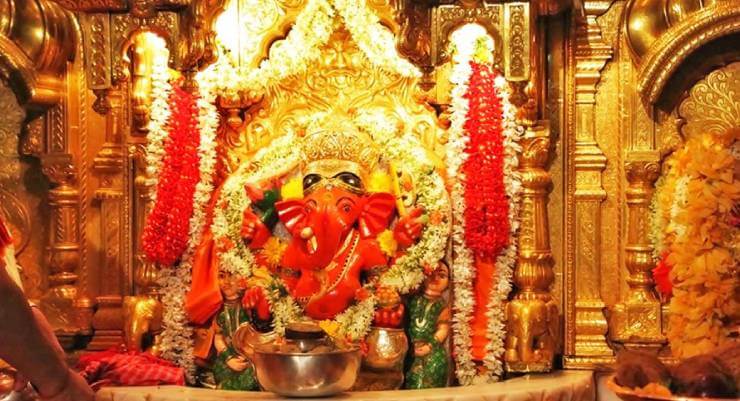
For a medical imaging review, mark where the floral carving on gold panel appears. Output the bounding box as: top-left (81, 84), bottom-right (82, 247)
top-left (679, 62), bottom-right (740, 140)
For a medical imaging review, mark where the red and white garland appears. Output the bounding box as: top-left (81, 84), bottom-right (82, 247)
top-left (141, 36), bottom-right (219, 379)
top-left (447, 25), bottom-right (522, 384)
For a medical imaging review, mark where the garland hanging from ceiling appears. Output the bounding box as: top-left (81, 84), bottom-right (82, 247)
top-left (446, 24), bottom-right (522, 385)
top-left (202, 0), bottom-right (420, 100)
top-left (140, 35), bottom-right (219, 379)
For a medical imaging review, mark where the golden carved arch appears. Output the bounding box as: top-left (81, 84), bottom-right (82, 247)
top-left (626, 1), bottom-right (740, 105)
top-left (220, 27), bottom-right (445, 172)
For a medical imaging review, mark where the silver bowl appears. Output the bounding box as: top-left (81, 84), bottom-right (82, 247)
top-left (251, 347), bottom-right (362, 397)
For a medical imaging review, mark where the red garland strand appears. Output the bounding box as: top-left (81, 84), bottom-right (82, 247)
top-left (142, 83), bottom-right (201, 266)
top-left (461, 62), bottom-right (510, 260)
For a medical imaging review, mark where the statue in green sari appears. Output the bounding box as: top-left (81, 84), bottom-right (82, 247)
top-left (212, 271), bottom-right (259, 391)
top-left (405, 263), bottom-right (451, 389)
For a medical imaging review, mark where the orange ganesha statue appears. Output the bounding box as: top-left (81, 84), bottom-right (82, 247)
top-left (185, 119), bottom-right (429, 350)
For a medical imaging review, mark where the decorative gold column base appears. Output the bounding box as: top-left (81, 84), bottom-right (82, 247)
top-left (574, 301), bottom-right (613, 356)
top-left (610, 302), bottom-right (665, 353)
top-left (89, 296), bottom-right (125, 350)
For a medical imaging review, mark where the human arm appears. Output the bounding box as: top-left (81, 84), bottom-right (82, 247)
top-left (0, 260), bottom-right (93, 400)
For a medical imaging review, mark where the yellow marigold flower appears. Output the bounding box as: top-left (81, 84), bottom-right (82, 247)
top-left (318, 320), bottom-right (340, 339)
top-left (281, 177), bottom-right (304, 200)
top-left (262, 237), bottom-right (287, 268)
top-left (377, 229), bottom-right (397, 257)
top-left (367, 171), bottom-right (392, 193)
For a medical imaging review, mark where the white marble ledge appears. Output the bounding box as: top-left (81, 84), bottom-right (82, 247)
top-left (97, 371), bottom-right (594, 401)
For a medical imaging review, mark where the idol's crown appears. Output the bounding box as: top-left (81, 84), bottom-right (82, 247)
top-left (301, 119), bottom-right (378, 173)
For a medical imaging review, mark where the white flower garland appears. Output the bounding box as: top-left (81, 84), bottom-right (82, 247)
top-left (144, 37), bottom-right (172, 201)
top-left (155, 73), bottom-right (220, 381)
top-left (204, 0), bottom-right (419, 99)
top-left (332, 295), bottom-right (377, 340)
top-left (207, 0), bottom-right (334, 99)
top-left (481, 75), bottom-right (522, 381)
top-left (447, 26), bottom-right (479, 385)
top-left (333, 0), bottom-right (420, 78)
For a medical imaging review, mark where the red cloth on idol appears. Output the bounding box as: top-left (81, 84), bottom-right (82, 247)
top-left (185, 185), bottom-right (223, 326)
top-left (77, 347), bottom-right (185, 390)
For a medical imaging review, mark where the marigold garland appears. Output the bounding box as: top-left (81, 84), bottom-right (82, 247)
top-left (650, 127), bottom-right (739, 358)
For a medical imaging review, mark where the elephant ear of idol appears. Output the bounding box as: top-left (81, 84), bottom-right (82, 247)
top-left (358, 193), bottom-right (396, 238)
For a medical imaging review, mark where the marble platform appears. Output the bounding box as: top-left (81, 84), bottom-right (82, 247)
top-left (97, 370), bottom-right (594, 401)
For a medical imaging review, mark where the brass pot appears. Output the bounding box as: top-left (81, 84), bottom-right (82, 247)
top-left (364, 327), bottom-right (409, 371)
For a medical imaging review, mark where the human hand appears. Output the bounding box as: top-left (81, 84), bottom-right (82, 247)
top-left (242, 287), bottom-right (271, 321)
top-left (38, 369), bottom-right (94, 401)
top-left (225, 357), bottom-right (250, 372)
top-left (393, 207), bottom-right (425, 248)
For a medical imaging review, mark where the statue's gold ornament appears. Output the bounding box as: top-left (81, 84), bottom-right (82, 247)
top-left (301, 119), bottom-right (381, 182)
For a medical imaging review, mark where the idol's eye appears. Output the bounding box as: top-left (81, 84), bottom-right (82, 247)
top-left (334, 172), bottom-right (362, 189)
top-left (337, 197), bottom-right (355, 214)
top-left (303, 174), bottom-right (323, 190)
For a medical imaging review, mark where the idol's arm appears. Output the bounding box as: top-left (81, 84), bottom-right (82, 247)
top-left (434, 307), bottom-right (451, 344)
top-left (0, 261), bottom-right (76, 398)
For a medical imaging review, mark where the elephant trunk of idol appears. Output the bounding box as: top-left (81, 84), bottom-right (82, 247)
top-left (296, 205), bottom-right (348, 271)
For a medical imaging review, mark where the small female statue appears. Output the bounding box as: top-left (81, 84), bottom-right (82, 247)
top-left (212, 270), bottom-right (258, 391)
top-left (405, 263), bottom-right (451, 389)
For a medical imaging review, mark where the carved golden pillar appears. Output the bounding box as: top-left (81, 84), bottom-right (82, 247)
top-left (89, 87), bottom-right (128, 350)
top-left (610, 154), bottom-right (664, 351)
top-left (506, 125), bottom-right (559, 372)
top-left (122, 144), bottom-right (164, 352)
top-left (39, 153), bottom-right (93, 344)
top-left (132, 145), bottom-right (159, 297)
top-left (565, 7), bottom-right (614, 366)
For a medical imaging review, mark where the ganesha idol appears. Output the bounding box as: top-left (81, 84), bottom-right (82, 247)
top-left (184, 117), bottom-right (451, 390)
